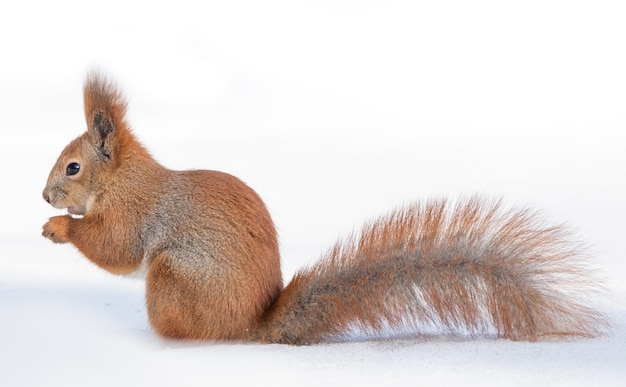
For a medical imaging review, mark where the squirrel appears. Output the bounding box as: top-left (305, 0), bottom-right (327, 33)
top-left (42, 72), bottom-right (606, 345)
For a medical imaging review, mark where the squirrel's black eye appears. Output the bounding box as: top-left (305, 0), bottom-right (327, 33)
top-left (66, 162), bottom-right (81, 176)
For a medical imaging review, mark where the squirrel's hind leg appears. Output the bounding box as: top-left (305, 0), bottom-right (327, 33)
top-left (145, 251), bottom-right (256, 341)
top-left (145, 252), bottom-right (200, 340)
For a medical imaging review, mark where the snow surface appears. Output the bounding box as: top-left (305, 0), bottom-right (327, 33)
top-left (1, 1), bottom-right (625, 386)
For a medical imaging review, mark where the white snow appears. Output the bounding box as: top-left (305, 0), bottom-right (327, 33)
top-left (1, 1), bottom-right (625, 386)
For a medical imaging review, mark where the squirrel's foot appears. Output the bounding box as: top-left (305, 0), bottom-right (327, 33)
top-left (42, 215), bottom-right (71, 244)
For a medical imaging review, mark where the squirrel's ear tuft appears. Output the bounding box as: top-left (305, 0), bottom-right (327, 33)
top-left (83, 71), bottom-right (129, 162)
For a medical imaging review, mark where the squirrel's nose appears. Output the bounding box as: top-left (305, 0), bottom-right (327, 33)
top-left (42, 190), bottom-right (51, 204)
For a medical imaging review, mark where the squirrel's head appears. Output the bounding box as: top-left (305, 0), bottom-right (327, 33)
top-left (42, 72), bottom-right (132, 216)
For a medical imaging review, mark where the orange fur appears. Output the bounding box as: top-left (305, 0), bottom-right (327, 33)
top-left (42, 73), bottom-right (607, 344)
top-left (256, 198), bottom-right (606, 344)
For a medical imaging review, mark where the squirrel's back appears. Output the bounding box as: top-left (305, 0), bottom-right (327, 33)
top-left (145, 169), bottom-right (283, 340)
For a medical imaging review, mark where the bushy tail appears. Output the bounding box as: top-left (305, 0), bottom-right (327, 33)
top-left (256, 197), bottom-right (607, 345)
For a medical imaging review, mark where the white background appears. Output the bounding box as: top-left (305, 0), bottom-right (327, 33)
top-left (1, 1), bottom-right (624, 386)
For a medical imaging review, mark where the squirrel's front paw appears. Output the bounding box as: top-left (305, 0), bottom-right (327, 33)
top-left (42, 215), bottom-right (72, 244)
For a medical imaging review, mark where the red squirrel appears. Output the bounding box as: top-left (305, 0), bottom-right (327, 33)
top-left (42, 72), bottom-right (606, 344)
